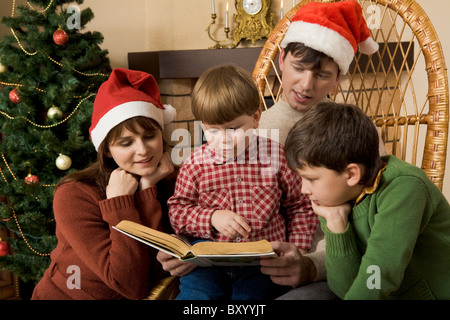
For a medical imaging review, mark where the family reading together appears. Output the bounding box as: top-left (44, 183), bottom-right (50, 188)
top-left (32, 0), bottom-right (450, 300)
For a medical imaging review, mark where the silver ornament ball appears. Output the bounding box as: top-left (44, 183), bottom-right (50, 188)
top-left (56, 154), bottom-right (72, 170)
top-left (47, 105), bottom-right (63, 119)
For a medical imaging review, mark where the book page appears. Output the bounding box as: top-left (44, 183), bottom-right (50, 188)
top-left (114, 220), bottom-right (192, 257)
top-left (191, 240), bottom-right (274, 256)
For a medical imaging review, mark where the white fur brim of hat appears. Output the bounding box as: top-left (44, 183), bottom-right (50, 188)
top-left (90, 101), bottom-right (176, 150)
top-left (281, 21), bottom-right (378, 75)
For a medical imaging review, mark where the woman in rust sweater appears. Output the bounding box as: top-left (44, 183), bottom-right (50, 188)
top-left (32, 68), bottom-right (176, 299)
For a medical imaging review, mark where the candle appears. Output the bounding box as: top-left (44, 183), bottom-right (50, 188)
top-left (212, 0), bottom-right (215, 14)
top-left (292, 0), bottom-right (295, 8)
top-left (280, 0), bottom-right (284, 19)
top-left (226, 2), bottom-right (229, 28)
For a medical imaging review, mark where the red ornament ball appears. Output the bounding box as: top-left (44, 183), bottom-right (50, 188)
top-left (9, 88), bottom-right (20, 104)
top-left (53, 28), bottom-right (69, 45)
top-left (0, 238), bottom-right (10, 257)
top-left (25, 173), bottom-right (40, 185)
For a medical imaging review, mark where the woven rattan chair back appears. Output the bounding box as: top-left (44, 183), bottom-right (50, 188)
top-left (253, 0), bottom-right (448, 190)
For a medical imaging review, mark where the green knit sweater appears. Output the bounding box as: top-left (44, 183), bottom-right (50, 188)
top-left (322, 155), bottom-right (450, 300)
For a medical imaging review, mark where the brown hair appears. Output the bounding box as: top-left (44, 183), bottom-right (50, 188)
top-left (56, 116), bottom-right (163, 198)
top-left (191, 64), bottom-right (261, 124)
top-left (285, 102), bottom-right (383, 185)
top-left (283, 42), bottom-right (340, 76)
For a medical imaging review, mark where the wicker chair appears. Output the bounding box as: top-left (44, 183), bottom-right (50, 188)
top-left (146, 0), bottom-right (448, 300)
top-left (144, 275), bottom-right (179, 300)
top-left (253, 0), bottom-right (448, 190)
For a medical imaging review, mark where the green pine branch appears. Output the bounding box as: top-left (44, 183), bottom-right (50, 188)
top-left (0, 0), bottom-right (111, 285)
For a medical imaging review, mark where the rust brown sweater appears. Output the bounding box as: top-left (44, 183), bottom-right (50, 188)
top-left (32, 181), bottom-right (167, 300)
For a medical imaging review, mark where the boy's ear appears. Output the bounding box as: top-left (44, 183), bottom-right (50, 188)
top-left (252, 108), bottom-right (262, 129)
top-left (345, 163), bottom-right (363, 187)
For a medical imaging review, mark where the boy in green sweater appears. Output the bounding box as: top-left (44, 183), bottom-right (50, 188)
top-left (284, 101), bottom-right (450, 299)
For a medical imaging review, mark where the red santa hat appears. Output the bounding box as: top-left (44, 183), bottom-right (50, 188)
top-left (281, 0), bottom-right (379, 74)
top-left (89, 68), bottom-right (176, 150)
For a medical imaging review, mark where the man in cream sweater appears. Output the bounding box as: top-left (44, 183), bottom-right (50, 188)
top-left (257, 1), bottom-right (379, 299)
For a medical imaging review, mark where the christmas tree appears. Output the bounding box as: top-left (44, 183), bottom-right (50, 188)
top-left (0, 0), bottom-right (110, 286)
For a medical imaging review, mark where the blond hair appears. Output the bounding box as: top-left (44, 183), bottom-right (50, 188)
top-left (191, 64), bottom-right (261, 124)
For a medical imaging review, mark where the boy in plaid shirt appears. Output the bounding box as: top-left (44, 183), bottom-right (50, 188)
top-left (167, 65), bottom-right (317, 300)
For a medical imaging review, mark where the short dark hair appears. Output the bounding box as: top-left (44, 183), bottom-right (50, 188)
top-left (283, 42), bottom-right (340, 75)
top-left (285, 102), bottom-right (383, 185)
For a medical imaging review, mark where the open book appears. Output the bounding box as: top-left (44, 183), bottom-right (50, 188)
top-left (113, 220), bottom-right (277, 267)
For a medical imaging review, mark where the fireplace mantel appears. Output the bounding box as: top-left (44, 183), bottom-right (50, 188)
top-left (127, 42), bottom-right (412, 80)
top-left (128, 47), bottom-right (268, 80)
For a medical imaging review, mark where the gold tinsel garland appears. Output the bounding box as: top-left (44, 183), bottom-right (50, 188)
top-left (0, 0), bottom-right (109, 256)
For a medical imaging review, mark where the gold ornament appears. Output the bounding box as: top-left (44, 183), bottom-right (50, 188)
top-left (0, 62), bottom-right (6, 73)
top-left (55, 154), bottom-right (72, 170)
top-left (233, 0), bottom-right (274, 47)
top-left (47, 105), bottom-right (63, 119)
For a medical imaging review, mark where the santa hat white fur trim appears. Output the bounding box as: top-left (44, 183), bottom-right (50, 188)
top-left (281, 21), bottom-right (355, 75)
top-left (90, 101), bottom-right (174, 151)
top-left (162, 103), bottom-right (177, 126)
top-left (359, 37), bottom-right (379, 55)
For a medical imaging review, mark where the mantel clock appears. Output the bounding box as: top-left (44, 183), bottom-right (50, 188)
top-left (233, 0), bottom-right (274, 47)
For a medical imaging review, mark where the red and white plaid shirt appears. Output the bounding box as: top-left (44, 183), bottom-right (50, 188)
top-left (168, 136), bottom-right (318, 250)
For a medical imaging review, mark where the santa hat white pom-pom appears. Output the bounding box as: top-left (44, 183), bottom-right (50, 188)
top-left (359, 37), bottom-right (379, 55)
top-left (163, 104), bottom-right (176, 124)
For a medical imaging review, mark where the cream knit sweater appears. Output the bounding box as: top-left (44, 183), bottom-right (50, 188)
top-left (257, 97), bottom-right (327, 281)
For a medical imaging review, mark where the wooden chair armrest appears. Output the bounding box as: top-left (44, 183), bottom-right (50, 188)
top-left (143, 276), bottom-right (180, 300)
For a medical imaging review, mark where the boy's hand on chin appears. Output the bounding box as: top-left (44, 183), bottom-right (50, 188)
top-left (311, 201), bottom-right (351, 233)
